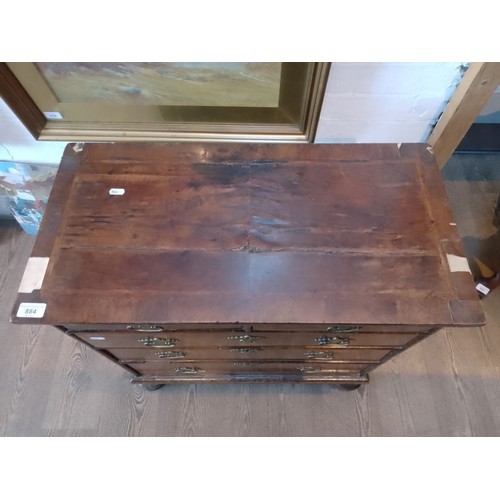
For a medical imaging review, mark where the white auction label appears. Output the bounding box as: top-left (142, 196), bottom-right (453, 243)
top-left (476, 283), bottom-right (490, 296)
top-left (43, 111), bottom-right (63, 120)
top-left (17, 302), bottom-right (47, 318)
top-left (109, 188), bottom-right (125, 196)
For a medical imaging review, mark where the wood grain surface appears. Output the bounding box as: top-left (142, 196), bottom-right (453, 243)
top-left (12, 142), bottom-right (483, 327)
top-left (1, 154), bottom-right (500, 436)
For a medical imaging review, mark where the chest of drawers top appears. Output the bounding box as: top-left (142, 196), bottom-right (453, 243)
top-left (12, 142), bottom-right (484, 329)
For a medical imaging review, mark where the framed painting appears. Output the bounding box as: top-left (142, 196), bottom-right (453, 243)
top-left (0, 62), bottom-right (330, 142)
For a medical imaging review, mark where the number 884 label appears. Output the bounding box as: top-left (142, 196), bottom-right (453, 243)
top-left (17, 302), bottom-right (47, 318)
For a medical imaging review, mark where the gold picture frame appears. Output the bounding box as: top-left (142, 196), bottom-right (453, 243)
top-left (0, 62), bottom-right (330, 143)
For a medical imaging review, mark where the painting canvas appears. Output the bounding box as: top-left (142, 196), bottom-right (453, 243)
top-left (0, 161), bottom-right (57, 235)
top-left (34, 62), bottom-right (282, 107)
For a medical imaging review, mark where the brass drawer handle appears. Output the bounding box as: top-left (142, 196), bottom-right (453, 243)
top-left (315, 335), bottom-right (351, 346)
top-left (155, 351), bottom-right (186, 359)
top-left (174, 366), bottom-right (200, 374)
top-left (227, 334), bottom-right (265, 343)
top-left (128, 325), bottom-right (164, 333)
top-left (230, 347), bottom-right (262, 354)
top-left (297, 366), bottom-right (324, 373)
top-left (327, 325), bottom-right (360, 333)
top-left (138, 337), bottom-right (177, 347)
top-left (306, 351), bottom-right (336, 360)
top-left (232, 325), bottom-right (253, 333)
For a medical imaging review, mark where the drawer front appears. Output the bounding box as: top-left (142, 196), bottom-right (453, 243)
top-left (107, 347), bottom-right (393, 362)
top-left (73, 331), bottom-right (420, 349)
top-left (123, 360), bottom-right (373, 377)
top-left (64, 323), bottom-right (433, 334)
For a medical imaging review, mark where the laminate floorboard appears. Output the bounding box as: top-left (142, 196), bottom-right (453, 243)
top-left (1, 154), bottom-right (500, 437)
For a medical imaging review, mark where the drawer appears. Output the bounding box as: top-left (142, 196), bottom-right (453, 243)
top-left (123, 360), bottom-right (373, 377)
top-left (64, 323), bottom-right (433, 334)
top-left (73, 331), bottom-right (421, 349)
top-left (107, 346), bottom-right (393, 362)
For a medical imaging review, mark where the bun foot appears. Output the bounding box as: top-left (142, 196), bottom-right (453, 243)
top-left (142, 383), bottom-right (164, 391)
top-left (337, 383), bottom-right (362, 391)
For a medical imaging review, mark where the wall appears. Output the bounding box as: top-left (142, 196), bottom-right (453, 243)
top-left (315, 62), bottom-right (464, 143)
top-left (0, 62), bottom-right (465, 166)
top-left (0, 98), bottom-right (67, 166)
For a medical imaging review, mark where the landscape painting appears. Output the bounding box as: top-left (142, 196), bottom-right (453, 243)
top-left (34, 62), bottom-right (282, 107)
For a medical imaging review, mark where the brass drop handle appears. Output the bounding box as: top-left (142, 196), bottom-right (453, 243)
top-left (227, 335), bottom-right (265, 343)
top-left (155, 351), bottom-right (186, 359)
top-left (232, 325), bottom-right (253, 333)
top-left (306, 351), bottom-right (336, 360)
top-left (327, 325), bottom-right (360, 333)
top-left (174, 367), bottom-right (200, 374)
top-left (315, 336), bottom-right (351, 346)
top-left (128, 325), bottom-right (164, 333)
top-left (138, 337), bottom-right (177, 347)
top-left (230, 347), bottom-right (262, 354)
top-left (297, 366), bottom-right (325, 373)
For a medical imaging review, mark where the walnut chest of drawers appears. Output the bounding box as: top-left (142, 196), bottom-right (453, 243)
top-left (11, 142), bottom-right (485, 390)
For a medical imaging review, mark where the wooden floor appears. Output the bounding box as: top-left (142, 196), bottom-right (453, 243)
top-left (1, 153), bottom-right (500, 437)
